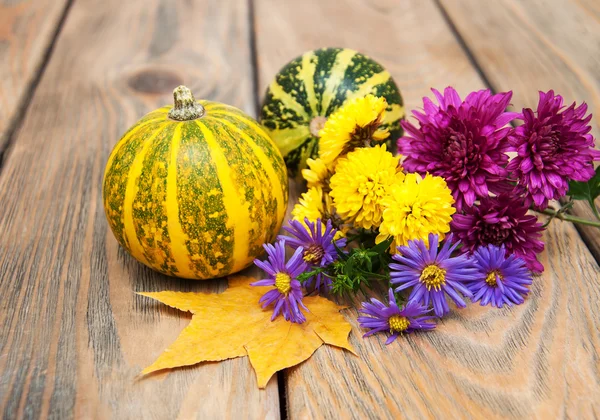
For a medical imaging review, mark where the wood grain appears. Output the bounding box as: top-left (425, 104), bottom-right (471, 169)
top-left (438, 0), bottom-right (600, 262)
top-left (0, 0), bottom-right (279, 418)
top-left (253, 0), bottom-right (600, 418)
top-left (0, 0), bottom-right (71, 151)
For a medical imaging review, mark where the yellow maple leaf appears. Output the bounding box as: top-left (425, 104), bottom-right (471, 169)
top-left (139, 275), bottom-right (356, 387)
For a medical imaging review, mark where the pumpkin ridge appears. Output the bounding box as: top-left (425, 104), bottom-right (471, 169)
top-left (174, 122), bottom-right (230, 279)
top-left (165, 123), bottom-right (198, 278)
top-left (104, 122), bottom-right (163, 254)
top-left (196, 120), bottom-right (251, 273)
top-left (132, 124), bottom-right (179, 275)
top-left (121, 126), bottom-right (165, 265)
top-left (104, 118), bottom-right (166, 178)
top-left (202, 102), bottom-right (239, 113)
top-left (210, 111), bottom-right (288, 205)
top-left (213, 118), bottom-right (286, 233)
top-left (310, 48), bottom-right (341, 114)
top-left (204, 119), bottom-right (275, 259)
top-left (384, 104), bottom-right (405, 125)
top-left (320, 49), bottom-right (357, 115)
top-left (299, 51), bottom-right (318, 115)
top-left (209, 109), bottom-right (285, 158)
top-left (267, 81), bottom-right (309, 121)
top-left (344, 70), bottom-right (391, 103)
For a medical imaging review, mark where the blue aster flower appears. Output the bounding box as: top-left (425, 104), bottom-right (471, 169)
top-left (358, 288), bottom-right (436, 344)
top-left (278, 218), bottom-right (346, 291)
top-left (468, 244), bottom-right (532, 307)
top-left (251, 240), bottom-right (308, 323)
top-left (390, 233), bottom-right (476, 317)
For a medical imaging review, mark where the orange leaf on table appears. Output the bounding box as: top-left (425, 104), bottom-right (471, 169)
top-left (139, 275), bottom-right (355, 387)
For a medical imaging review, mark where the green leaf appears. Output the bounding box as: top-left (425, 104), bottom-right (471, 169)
top-left (369, 236), bottom-right (394, 255)
top-left (568, 166), bottom-right (600, 220)
top-left (568, 166), bottom-right (600, 200)
top-left (365, 256), bottom-right (373, 272)
top-left (345, 256), bottom-right (355, 275)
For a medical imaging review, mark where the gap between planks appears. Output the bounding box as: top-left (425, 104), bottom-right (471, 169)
top-left (0, 0), bottom-right (75, 174)
top-left (432, 0), bottom-right (495, 90)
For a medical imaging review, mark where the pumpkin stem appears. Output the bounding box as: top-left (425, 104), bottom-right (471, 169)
top-left (168, 85), bottom-right (205, 121)
top-left (309, 116), bottom-right (327, 137)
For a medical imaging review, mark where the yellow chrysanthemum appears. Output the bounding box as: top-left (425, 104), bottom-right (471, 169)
top-left (376, 173), bottom-right (456, 252)
top-left (292, 186), bottom-right (325, 223)
top-left (301, 157), bottom-right (333, 189)
top-left (292, 187), bottom-right (347, 239)
top-left (319, 95), bottom-right (389, 167)
top-left (329, 145), bottom-right (404, 230)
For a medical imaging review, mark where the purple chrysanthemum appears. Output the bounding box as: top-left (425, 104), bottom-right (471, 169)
top-left (451, 194), bottom-right (545, 273)
top-left (507, 90), bottom-right (600, 209)
top-left (467, 244), bottom-right (533, 308)
top-left (390, 233), bottom-right (476, 317)
top-left (278, 218), bottom-right (346, 291)
top-left (251, 240), bottom-right (308, 323)
top-left (358, 288), bottom-right (436, 344)
top-left (398, 87), bottom-right (519, 210)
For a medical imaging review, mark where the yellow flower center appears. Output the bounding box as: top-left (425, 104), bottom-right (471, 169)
top-left (388, 315), bottom-right (410, 333)
top-left (358, 174), bottom-right (388, 205)
top-left (406, 202), bottom-right (424, 218)
top-left (303, 244), bottom-right (325, 265)
top-left (275, 272), bottom-right (292, 294)
top-left (345, 121), bottom-right (383, 152)
top-left (420, 265), bottom-right (446, 290)
top-left (485, 270), bottom-right (503, 287)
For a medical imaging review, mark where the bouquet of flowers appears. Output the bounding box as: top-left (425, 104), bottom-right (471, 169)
top-left (252, 88), bottom-right (600, 343)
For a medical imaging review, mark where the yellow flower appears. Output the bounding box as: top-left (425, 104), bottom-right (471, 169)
top-left (292, 186), bottom-right (326, 223)
top-left (301, 157), bottom-right (333, 189)
top-left (292, 186), bottom-right (347, 240)
top-left (329, 145), bottom-right (404, 230)
top-left (376, 173), bottom-right (456, 252)
top-left (319, 95), bottom-right (389, 167)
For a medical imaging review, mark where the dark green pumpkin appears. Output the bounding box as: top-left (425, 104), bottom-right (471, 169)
top-left (259, 47), bottom-right (405, 177)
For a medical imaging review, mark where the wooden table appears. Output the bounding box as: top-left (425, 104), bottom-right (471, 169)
top-left (1, 0), bottom-right (599, 418)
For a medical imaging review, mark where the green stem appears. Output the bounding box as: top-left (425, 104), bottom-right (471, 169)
top-left (364, 272), bottom-right (389, 280)
top-left (168, 85), bottom-right (205, 121)
top-left (539, 208), bottom-right (600, 228)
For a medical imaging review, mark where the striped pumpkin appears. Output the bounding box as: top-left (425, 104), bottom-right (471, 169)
top-left (103, 86), bottom-right (288, 280)
top-left (260, 47), bottom-right (404, 176)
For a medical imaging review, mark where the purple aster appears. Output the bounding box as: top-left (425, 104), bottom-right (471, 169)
top-left (251, 240), bottom-right (308, 324)
top-left (467, 244), bottom-right (533, 308)
top-left (358, 288), bottom-right (436, 344)
top-left (507, 90), bottom-right (600, 209)
top-left (278, 218), bottom-right (347, 291)
top-left (451, 194), bottom-right (545, 273)
top-left (398, 87), bottom-right (519, 210)
top-left (390, 233), bottom-right (476, 317)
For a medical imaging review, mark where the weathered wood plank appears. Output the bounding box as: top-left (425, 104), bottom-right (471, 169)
top-left (253, 0), bottom-right (600, 418)
top-left (0, 0), bottom-right (279, 418)
top-left (438, 0), bottom-right (600, 262)
top-left (0, 0), bottom-right (71, 152)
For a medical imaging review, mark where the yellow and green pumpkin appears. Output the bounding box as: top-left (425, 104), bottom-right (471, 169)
top-left (260, 47), bottom-right (405, 177)
top-left (103, 86), bottom-right (288, 279)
